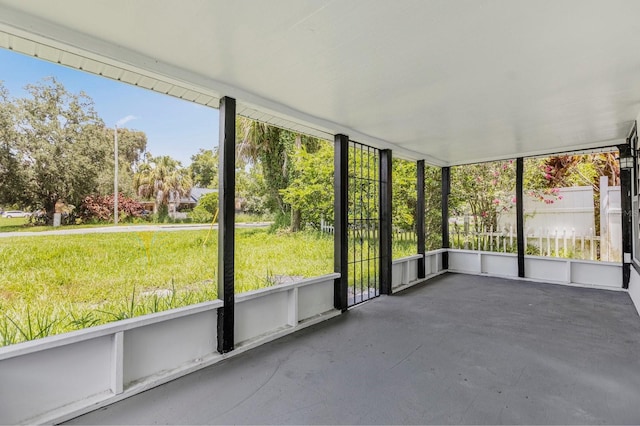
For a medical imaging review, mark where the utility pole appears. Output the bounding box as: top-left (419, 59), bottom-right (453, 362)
top-left (114, 124), bottom-right (119, 225)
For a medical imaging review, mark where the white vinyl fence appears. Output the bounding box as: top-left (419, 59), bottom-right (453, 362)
top-left (453, 183), bottom-right (621, 262)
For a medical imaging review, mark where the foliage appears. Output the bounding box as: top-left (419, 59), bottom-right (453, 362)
top-left (95, 127), bottom-right (148, 197)
top-left (534, 153), bottom-right (620, 189)
top-left (236, 164), bottom-right (270, 215)
top-left (236, 118), bottom-right (325, 229)
top-left (281, 141), bottom-right (334, 227)
top-left (346, 147), bottom-right (380, 230)
top-left (0, 78), bottom-right (148, 219)
top-left (523, 153), bottom-right (618, 235)
top-left (393, 234), bottom-right (420, 259)
top-left (0, 83), bottom-right (28, 207)
top-left (237, 118), bottom-right (292, 214)
top-left (134, 155), bottom-right (193, 213)
top-left (79, 193), bottom-right (146, 222)
top-left (0, 228), bottom-right (334, 345)
top-left (235, 212), bottom-right (274, 223)
top-left (392, 159), bottom-right (417, 231)
top-left (451, 161), bottom-right (516, 232)
top-left (269, 211), bottom-right (292, 232)
top-left (190, 192), bottom-right (219, 223)
top-left (424, 164), bottom-right (443, 251)
top-left (189, 148), bottom-right (218, 188)
top-left (12, 78), bottom-right (111, 217)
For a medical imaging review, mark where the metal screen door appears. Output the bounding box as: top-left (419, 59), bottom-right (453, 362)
top-left (348, 141), bottom-right (381, 306)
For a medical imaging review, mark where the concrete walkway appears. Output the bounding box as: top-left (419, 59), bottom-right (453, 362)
top-left (66, 274), bottom-right (640, 425)
top-left (0, 222), bottom-right (271, 238)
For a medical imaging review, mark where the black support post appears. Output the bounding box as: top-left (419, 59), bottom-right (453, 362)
top-left (217, 96), bottom-right (235, 353)
top-left (619, 142), bottom-right (634, 289)
top-left (516, 157), bottom-right (525, 278)
top-left (417, 160), bottom-right (426, 279)
top-left (380, 149), bottom-right (393, 295)
top-left (441, 167), bottom-right (450, 269)
top-left (334, 134), bottom-right (349, 311)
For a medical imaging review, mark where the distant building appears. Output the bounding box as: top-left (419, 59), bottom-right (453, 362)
top-left (169, 187), bottom-right (218, 218)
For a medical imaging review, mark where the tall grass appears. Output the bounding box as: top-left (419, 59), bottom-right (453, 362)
top-left (0, 228), bottom-right (418, 346)
top-left (0, 229), bottom-right (332, 345)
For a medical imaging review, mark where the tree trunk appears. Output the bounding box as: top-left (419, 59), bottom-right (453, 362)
top-left (291, 208), bottom-right (301, 232)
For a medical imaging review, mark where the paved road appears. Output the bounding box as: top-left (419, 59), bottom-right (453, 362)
top-left (0, 222), bottom-right (272, 238)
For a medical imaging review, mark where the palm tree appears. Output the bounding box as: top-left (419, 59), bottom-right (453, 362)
top-left (236, 117), bottom-right (325, 230)
top-left (133, 155), bottom-right (193, 215)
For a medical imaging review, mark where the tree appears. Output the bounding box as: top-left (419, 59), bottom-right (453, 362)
top-left (96, 127), bottom-right (148, 197)
top-left (392, 159), bottom-right (417, 231)
top-left (236, 163), bottom-right (270, 215)
top-left (133, 155), bottom-right (193, 215)
top-left (237, 118), bottom-right (292, 214)
top-left (281, 141), bottom-right (334, 227)
top-left (0, 82), bottom-right (28, 207)
top-left (423, 164), bottom-right (442, 251)
top-left (189, 148), bottom-right (218, 188)
top-left (236, 117), bottom-right (324, 229)
top-left (14, 77), bottom-right (110, 218)
top-left (451, 161), bottom-right (516, 232)
top-left (526, 153), bottom-right (620, 190)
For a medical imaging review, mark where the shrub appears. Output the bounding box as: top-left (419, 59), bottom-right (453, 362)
top-left (80, 194), bottom-right (146, 222)
top-left (190, 192), bottom-right (218, 223)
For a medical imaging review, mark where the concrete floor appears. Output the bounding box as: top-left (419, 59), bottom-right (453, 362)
top-left (67, 273), bottom-right (640, 425)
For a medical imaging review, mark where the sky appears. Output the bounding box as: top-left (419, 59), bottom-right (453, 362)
top-left (0, 48), bottom-right (219, 166)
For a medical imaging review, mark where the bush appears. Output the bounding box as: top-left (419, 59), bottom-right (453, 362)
top-left (269, 211), bottom-right (291, 232)
top-left (80, 194), bottom-right (145, 222)
top-left (190, 192), bottom-right (218, 223)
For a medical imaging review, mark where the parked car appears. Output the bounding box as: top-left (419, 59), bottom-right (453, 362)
top-left (1, 210), bottom-right (31, 218)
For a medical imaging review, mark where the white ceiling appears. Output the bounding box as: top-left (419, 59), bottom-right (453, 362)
top-left (0, 0), bottom-right (639, 165)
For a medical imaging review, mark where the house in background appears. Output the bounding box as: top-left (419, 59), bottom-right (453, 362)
top-left (169, 187), bottom-right (217, 219)
top-left (137, 187), bottom-right (217, 218)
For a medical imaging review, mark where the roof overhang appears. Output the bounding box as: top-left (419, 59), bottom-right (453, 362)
top-left (1, 1), bottom-right (639, 165)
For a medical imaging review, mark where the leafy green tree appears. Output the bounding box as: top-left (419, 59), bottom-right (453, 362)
top-left (96, 127), bottom-right (148, 197)
top-left (281, 141), bottom-right (334, 227)
top-left (133, 155), bottom-right (193, 215)
top-left (0, 83), bottom-right (28, 207)
top-left (236, 163), bottom-right (270, 215)
top-left (14, 77), bottom-right (110, 218)
top-left (387, 159), bottom-right (442, 250)
top-left (190, 148), bottom-right (218, 188)
top-left (451, 161), bottom-right (516, 232)
top-left (392, 159), bottom-right (417, 231)
top-left (236, 117), bottom-right (324, 229)
top-left (237, 118), bottom-right (292, 214)
top-left (424, 164), bottom-right (442, 251)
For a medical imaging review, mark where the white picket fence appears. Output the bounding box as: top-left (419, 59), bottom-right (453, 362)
top-left (319, 219), bottom-right (418, 243)
top-left (450, 225), bottom-right (605, 261)
top-left (320, 218), bottom-right (334, 234)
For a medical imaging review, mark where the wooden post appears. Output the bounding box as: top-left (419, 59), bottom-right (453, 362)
top-left (217, 96), bottom-right (236, 354)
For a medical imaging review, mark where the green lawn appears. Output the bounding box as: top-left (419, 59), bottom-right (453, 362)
top-left (0, 217), bottom-right (131, 233)
top-left (0, 228), bottom-right (417, 346)
top-left (0, 217), bottom-right (33, 232)
top-left (0, 213), bottom-right (272, 233)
